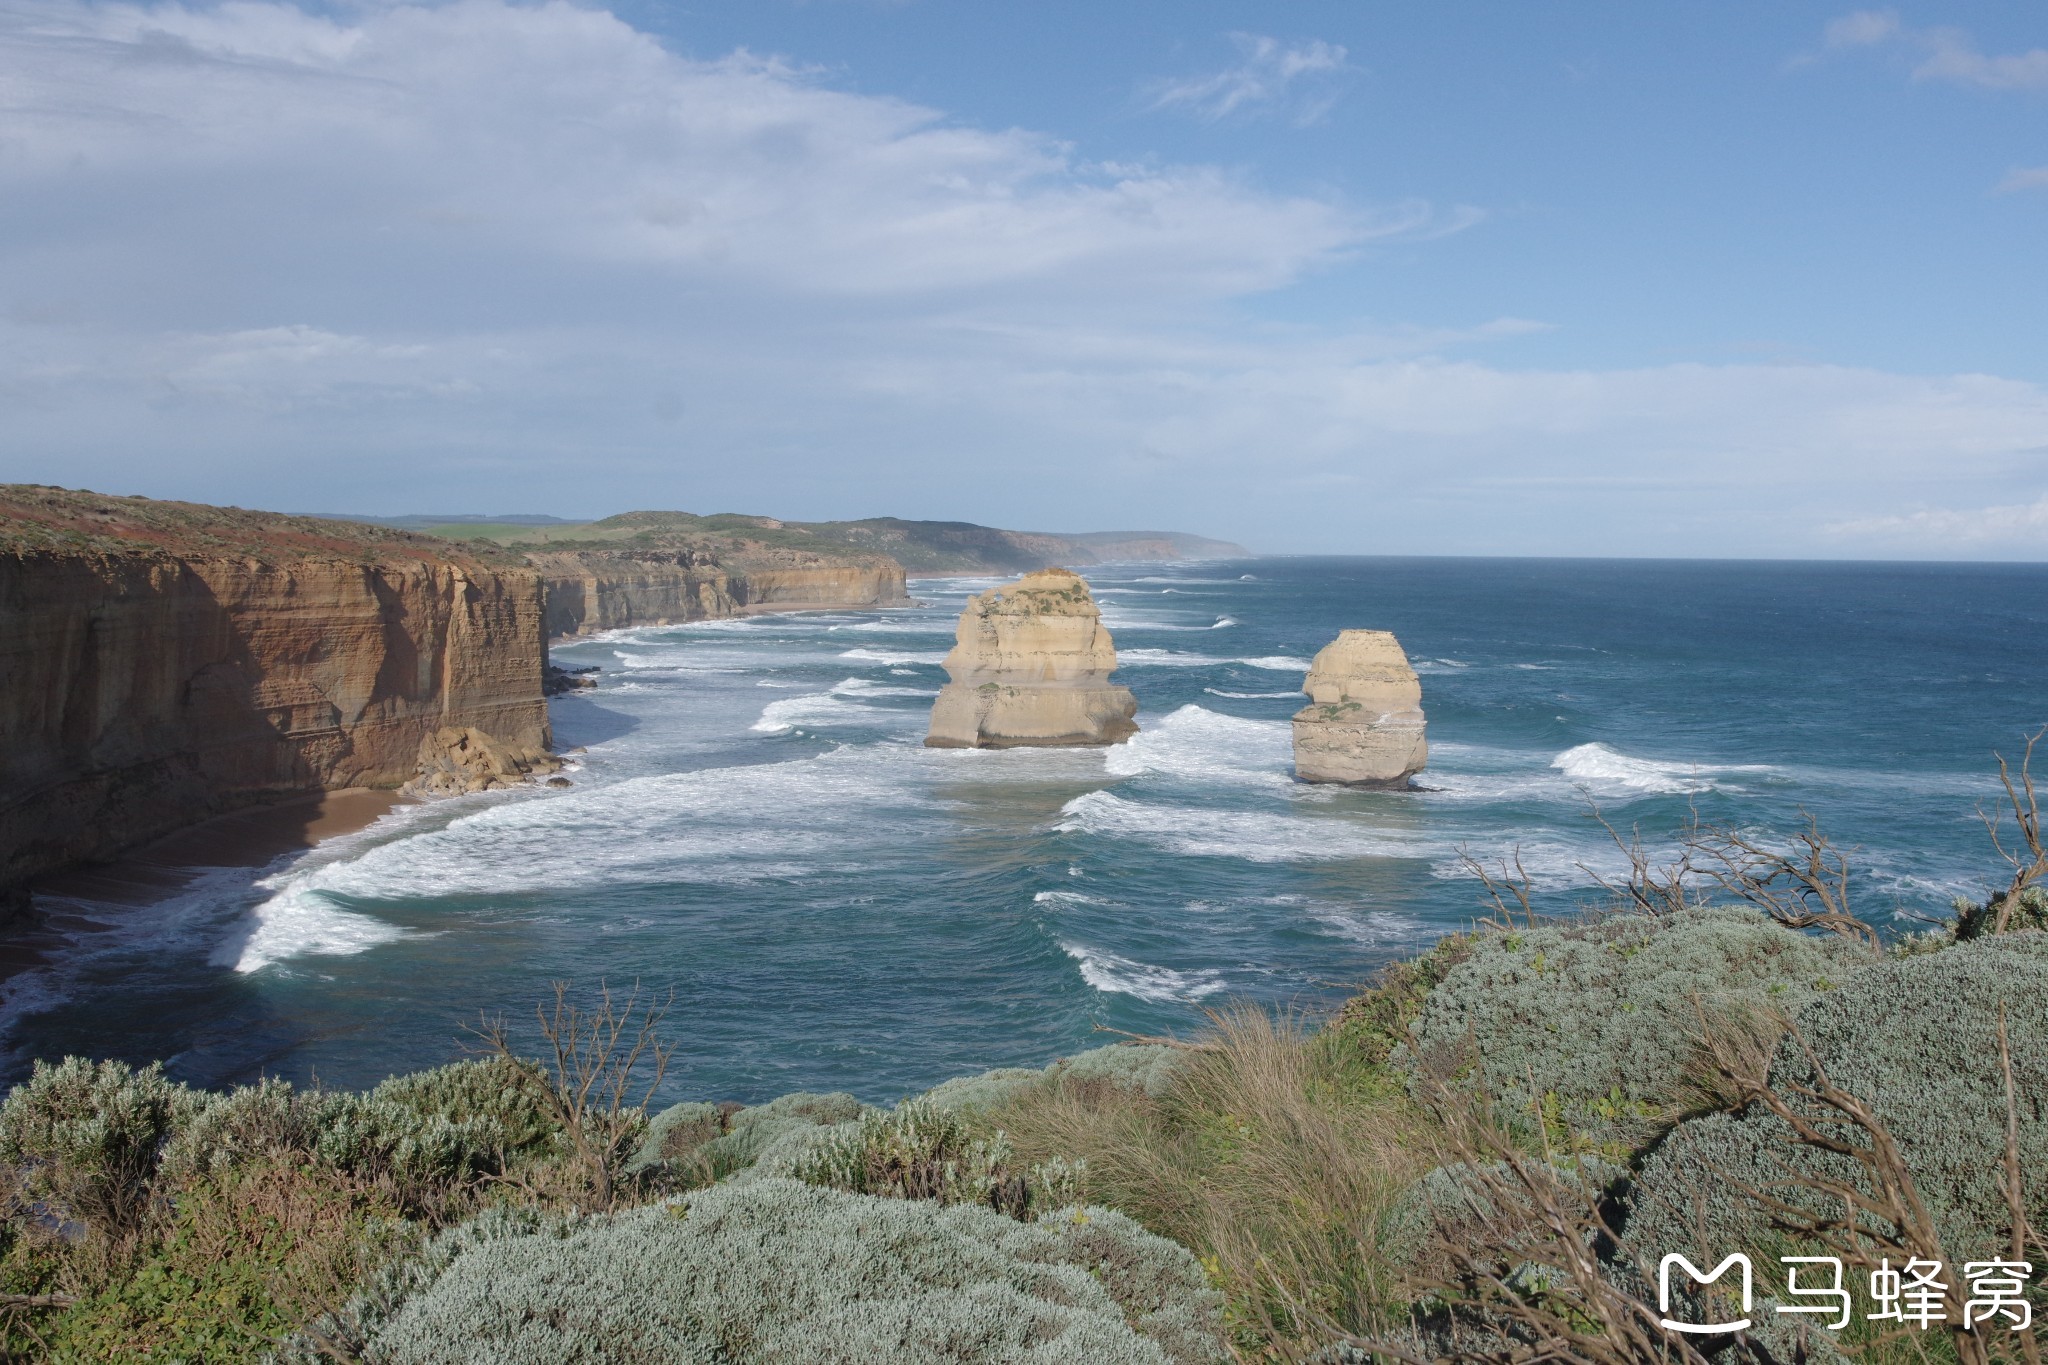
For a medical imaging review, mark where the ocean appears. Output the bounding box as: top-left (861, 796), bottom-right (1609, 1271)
top-left (6, 556), bottom-right (2046, 1103)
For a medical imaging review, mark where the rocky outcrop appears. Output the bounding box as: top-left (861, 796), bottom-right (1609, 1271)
top-left (531, 550), bottom-right (909, 638)
top-left (925, 568), bottom-right (1137, 749)
top-left (403, 726), bottom-right (560, 797)
top-left (0, 487), bottom-right (555, 904)
top-left (1290, 630), bottom-right (1427, 786)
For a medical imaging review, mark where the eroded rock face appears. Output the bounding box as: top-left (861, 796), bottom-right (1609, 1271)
top-left (532, 550), bottom-right (911, 638)
top-left (925, 568), bottom-right (1137, 748)
top-left (0, 487), bottom-right (555, 902)
top-left (1291, 630), bottom-right (1427, 786)
top-left (403, 726), bottom-right (562, 797)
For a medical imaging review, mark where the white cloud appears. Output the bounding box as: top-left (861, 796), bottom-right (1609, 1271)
top-left (2, 0), bottom-right (2045, 558)
top-left (1827, 494), bottom-right (2048, 547)
top-left (1143, 33), bottom-right (1353, 125)
top-left (1820, 11), bottom-right (2048, 90)
top-left (1824, 10), bottom-right (1900, 48)
top-left (0, 0), bottom-right (1414, 309)
top-left (1998, 166), bottom-right (2048, 193)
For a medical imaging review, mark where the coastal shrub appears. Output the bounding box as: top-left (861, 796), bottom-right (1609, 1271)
top-left (1949, 883), bottom-right (2048, 941)
top-left (289, 1178), bottom-right (1227, 1364)
top-left (924, 1043), bottom-right (1187, 1116)
top-left (622, 1099), bottom-right (724, 1178)
top-left (160, 1077), bottom-right (510, 1201)
top-left (40, 1156), bottom-right (415, 1364)
top-left (1328, 932), bottom-right (1476, 1070)
top-left (685, 1089), bottom-right (869, 1182)
top-left (779, 1096), bottom-right (1024, 1213)
top-left (1619, 930), bottom-right (2048, 1270)
top-left (0, 1056), bottom-right (206, 1231)
top-left (987, 1005), bottom-right (1426, 1354)
top-left (1384, 1154), bottom-right (1628, 1282)
top-left (1396, 906), bottom-right (1863, 1146)
top-left (370, 1056), bottom-right (561, 1164)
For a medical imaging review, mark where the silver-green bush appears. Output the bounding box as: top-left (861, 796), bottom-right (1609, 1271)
top-left (1620, 931), bottom-right (2048, 1268)
top-left (0, 1055), bottom-right (205, 1230)
top-left (924, 1044), bottom-right (1185, 1117)
top-left (287, 1178), bottom-right (1226, 1364)
top-left (161, 1075), bottom-right (516, 1194)
top-left (1397, 907), bottom-right (1861, 1142)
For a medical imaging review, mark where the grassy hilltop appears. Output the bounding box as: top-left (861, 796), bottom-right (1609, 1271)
top-left (3, 779), bottom-right (2046, 1363)
top-left (350, 509), bottom-right (1250, 575)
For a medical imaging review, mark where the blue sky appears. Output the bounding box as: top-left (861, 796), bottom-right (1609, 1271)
top-left (2, 0), bottom-right (2044, 556)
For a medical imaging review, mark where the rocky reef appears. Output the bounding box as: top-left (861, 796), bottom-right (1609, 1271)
top-left (0, 486), bottom-right (555, 903)
top-left (926, 568), bottom-right (1137, 748)
top-left (1290, 629), bottom-right (1427, 786)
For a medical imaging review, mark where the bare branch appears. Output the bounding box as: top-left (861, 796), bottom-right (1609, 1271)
top-left (1680, 811), bottom-right (1880, 947)
top-left (1458, 844), bottom-right (1540, 930)
top-left (1577, 795), bottom-right (1698, 917)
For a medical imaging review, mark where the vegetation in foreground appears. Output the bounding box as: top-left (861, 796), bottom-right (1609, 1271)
top-left (3, 750), bottom-right (2047, 1362)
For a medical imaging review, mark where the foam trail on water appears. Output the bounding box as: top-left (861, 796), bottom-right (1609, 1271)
top-left (1550, 742), bottom-right (1772, 797)
top-left (839, 647), bottom-right (947, 666)
top-left (1103, 705), bottom-right (1290, 785)
top-left (1204, 688), bottom-right (1300, 700)
top-left (1061, 943), bottom-right (1223, 1003)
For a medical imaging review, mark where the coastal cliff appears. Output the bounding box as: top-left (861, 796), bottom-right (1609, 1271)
top-left (0, 487), bottom-right (553, 907)
top-left (926, 568), bottom-right (1138, 748)
top-left (522, 519), bottom-right (911, 638)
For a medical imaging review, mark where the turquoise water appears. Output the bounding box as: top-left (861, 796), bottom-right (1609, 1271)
top-left (8, 557), bottom-right (2047, 1103)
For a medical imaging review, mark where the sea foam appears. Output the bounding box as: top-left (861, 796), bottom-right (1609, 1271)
top-left (1060, 943), bottom-right (1223, 1003)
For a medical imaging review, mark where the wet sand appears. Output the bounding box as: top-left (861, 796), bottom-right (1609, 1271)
top-left (6, 789), bottom-right (412, 977)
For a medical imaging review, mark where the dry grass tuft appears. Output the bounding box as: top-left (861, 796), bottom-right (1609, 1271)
top-left (988, 1003), bottom-right (1430, 1356)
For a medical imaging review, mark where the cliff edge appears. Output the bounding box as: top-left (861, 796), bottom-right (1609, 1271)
top-left (513, 514), bottom-right (911, 638)
top-left (925, 568), bottom-right (1138, 748)
top-left (0, 486), bottom-right (555, 909)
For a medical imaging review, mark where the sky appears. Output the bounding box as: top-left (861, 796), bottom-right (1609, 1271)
top-left (1, 1), bottom-right (2044, 557)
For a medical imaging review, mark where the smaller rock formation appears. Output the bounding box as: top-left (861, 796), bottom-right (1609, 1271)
top-left (926, 568), bottom-right (1138, 748)
top-left (403, 726), bottom-right (563, 797)
top-left (1291, 630), bottom-right (1427, 786)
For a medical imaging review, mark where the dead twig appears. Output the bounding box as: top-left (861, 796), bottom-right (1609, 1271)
top-left (1680, 812), bottom-right (1880, 947)
top-left (1985, 729), bottom-right (2048, 934)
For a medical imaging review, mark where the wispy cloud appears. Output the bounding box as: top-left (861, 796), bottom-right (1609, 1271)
top-left (1143, 33), bottom-right (1354, 125)
top-left (1827, 493), bottom-right (2048, 547)
top-left (1998, 166), bottom-right (2048, 193)
top-left (1824, 10), bottom-right (1900, 48)
top-left (1822, 10), bottom-right (2048, 89)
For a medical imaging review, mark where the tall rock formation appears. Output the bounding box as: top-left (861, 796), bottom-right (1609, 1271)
top-left (1290, 630), bottom-right (1427, 786)
top-left (0, 488), bottom-right (556, 905)
top-left (925, 569), bottom-right (1137, 749)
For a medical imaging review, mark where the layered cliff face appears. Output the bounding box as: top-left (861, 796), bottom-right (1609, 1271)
top-left (533, 548), bottom-right (909, 638)
top-left (0, 488), bottom-right (554, 903)
top-left (926, 568), bottom-right (1138, 749)
top-left (528, 550), bottom-right (739, 637)
top-left (1290, 630), bottom-right (1427, 786)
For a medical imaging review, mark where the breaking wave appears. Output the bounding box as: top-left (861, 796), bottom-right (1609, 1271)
top-left (1061, 943), bottom-right (1223, 1003)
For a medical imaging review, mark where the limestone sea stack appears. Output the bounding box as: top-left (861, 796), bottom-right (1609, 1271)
top-left (1291, 630), bottom-right (1427, 786)
top-left (925, 568), bottom-right (1138, 748)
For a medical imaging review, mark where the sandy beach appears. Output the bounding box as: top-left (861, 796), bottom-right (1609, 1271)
top-left (4, 789), bottom-right (412, 979)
